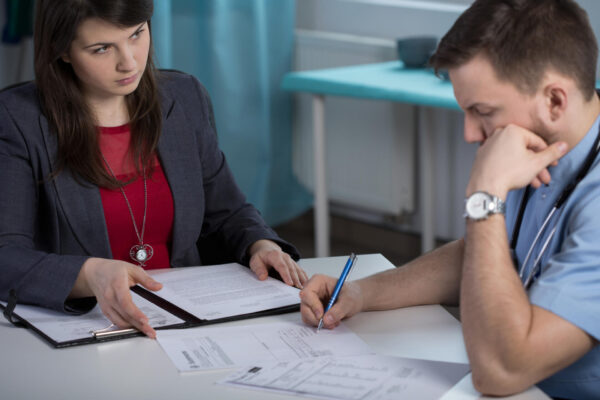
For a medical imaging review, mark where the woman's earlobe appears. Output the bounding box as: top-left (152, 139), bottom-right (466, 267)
top-left (61, 54), bottom-right (71, 63)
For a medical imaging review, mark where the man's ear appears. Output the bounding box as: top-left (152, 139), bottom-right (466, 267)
top-left (543, 83), bottom-right (568, 123)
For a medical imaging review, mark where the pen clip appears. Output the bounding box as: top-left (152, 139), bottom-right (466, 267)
top-left (347, 253), bottom-right (357, 277)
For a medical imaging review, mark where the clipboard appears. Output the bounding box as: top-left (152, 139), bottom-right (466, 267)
top-left (1, 263), bottom-right (300, 348)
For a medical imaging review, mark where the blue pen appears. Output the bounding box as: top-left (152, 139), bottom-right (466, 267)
top-left (317, 253), bottom-right (357, 332)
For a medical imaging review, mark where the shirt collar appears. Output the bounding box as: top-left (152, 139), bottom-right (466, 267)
top-left (547, 112), bottom-right (600, 191)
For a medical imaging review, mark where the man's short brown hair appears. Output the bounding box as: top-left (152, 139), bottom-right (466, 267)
top-left (430, 0), bottom-right (598, 100)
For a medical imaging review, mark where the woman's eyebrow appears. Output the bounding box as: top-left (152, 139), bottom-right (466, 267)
top-left (82, 22), bottom-right (146, 49)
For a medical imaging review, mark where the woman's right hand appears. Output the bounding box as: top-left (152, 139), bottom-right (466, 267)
top-left (70, 258), bottom-right (163, 338)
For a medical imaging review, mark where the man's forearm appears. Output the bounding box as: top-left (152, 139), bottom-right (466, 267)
top-left (358, 239), bottom-right (464, 311)
top-left (461, 216), bottom-right (535, 392)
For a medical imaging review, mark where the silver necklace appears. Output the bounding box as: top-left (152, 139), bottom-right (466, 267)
top-left (101, 154), bottom-right (153, 267)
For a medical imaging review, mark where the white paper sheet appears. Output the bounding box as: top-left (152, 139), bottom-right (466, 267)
top-left (219, 354), bottom-right (470, 400)
top-left (156, 320), bottom-right (374, 371)
top-left (3, 292), bottom-right (184, 343)
top-left (150, 263), bottom-right (300, 320)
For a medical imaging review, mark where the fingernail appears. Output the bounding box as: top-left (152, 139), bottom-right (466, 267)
top-left (558, 142), bottom-right (568, 154)
top-left (325, 314), bottom-right (334, 324)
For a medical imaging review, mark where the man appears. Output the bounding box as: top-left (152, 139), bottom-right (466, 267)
top-left (299, 0), bottom-right (600, 398)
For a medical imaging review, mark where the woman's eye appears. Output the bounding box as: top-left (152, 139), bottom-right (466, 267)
top-left (94, 46), bottom-right (109, 54)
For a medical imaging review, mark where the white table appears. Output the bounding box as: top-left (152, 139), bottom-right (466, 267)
top-left (0, 254), bottom-right (548, 400)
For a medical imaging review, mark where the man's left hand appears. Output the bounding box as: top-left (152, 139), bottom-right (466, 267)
top-left (466, 124), bottom-right (568, 198)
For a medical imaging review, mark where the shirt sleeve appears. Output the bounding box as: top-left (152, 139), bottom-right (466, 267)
top-left (528, 179), bottom-right (600, 340)
top-left (0, 98), bottom-right (91, 313)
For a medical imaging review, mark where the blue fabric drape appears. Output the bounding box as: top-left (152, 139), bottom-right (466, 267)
top-left (152, 0), bottom-right (311, 226)
top-left (2, 0), bottom-right (34, 44)
top-left (151, 0), bottom-right (172, 69)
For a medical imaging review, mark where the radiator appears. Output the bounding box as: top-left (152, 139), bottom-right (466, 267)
top-left (291, 30), bottom-right (416, 216)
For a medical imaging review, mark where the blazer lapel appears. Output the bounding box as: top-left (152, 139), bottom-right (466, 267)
top-left (39, 116), bottom-right (112, 258)
top-left (158, 94), bottom-right (204, 265)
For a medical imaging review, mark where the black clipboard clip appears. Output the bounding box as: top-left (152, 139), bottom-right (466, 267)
top-left (3, 289), bottom-right (25, 327)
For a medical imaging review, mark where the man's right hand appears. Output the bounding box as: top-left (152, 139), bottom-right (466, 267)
top-left (70, 258), bottom-right (163, 338)
top-left (299, 274), bottom-right (364, 329)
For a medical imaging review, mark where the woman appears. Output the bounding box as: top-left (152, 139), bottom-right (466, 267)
top-left (0, 0), bottom-right (307, 338)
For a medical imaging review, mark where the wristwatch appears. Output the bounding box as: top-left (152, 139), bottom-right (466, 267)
top-left (464, 191), bottom-right (506, 221)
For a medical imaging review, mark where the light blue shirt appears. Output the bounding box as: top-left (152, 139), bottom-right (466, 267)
top-left (505, 115), bottom-right (600, 399)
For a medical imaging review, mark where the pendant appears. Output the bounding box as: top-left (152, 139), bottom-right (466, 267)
top-left (130, 244), bottom-right (154, 266)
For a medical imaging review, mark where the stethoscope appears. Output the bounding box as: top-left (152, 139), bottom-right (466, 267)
top-left (510, 124), bottom-right (600, 290)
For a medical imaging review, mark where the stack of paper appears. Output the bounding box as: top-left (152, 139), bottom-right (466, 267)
top-left (156, 320), bottom-right (374, 371)
top-left (219, 355), bottom-right (470, 400)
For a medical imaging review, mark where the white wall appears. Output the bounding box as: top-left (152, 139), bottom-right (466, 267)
top-left (297, 0), bottom-right (469, 39)
top-left (292, 32), bottom-right (417, 219)
top-left (297, 0), bottom-right (600, 44)
top-left (294, 0), bottom-right (473, 240)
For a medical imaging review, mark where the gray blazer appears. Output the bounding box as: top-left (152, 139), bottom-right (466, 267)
top-left (0, 70), bottom-right (298, 313)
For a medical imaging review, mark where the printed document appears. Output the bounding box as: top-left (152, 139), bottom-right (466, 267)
top-left (150, 263), bottom-right (300, 320)
top-left (156, 320), bottom-right (373, 371)
top-left (219, 354), bottom-right (470, 400)
top-left (3, 292), bottom-right (184, 343)
top-left (2, 263), bottom-right (299, 347)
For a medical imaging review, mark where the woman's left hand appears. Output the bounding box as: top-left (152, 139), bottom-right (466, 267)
top-left (248, 240), bottom-right (308, 288)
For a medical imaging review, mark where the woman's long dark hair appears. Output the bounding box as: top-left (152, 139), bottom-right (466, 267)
top-left (34, 0), bottom-right (161, 188)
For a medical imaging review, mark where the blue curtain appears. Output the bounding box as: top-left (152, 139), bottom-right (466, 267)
top-left (2, 0), bottom-right (34, 44)
top-left (152, 0), bottom-right (311, 226)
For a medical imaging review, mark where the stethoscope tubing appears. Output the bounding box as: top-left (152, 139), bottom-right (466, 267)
top-left (520, 207), bottom-right (560, 289)
top-left (511, 117), bottom-right (600, 290)
top-left (519, 206), bottom-right (557, 282)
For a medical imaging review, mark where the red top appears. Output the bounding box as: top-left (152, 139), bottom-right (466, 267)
top-left (98, 124), bottom-right (174, 270)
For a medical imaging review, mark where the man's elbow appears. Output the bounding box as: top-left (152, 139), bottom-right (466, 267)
top-left (470, 363), bottom-right (533, 397)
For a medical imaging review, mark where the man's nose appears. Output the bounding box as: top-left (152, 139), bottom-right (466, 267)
top-left (463, 114), bottom-right (485, 143)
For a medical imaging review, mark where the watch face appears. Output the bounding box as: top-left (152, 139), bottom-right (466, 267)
top-left (465, 192), bottom-right (493, 220)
